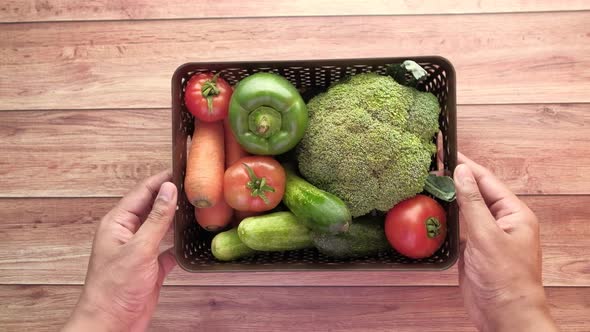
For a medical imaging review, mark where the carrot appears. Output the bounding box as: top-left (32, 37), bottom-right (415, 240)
top-left (232, 210), bottom-right (263, 227)
top-left (184, 120), bottom-right (224, 208)
top-left (195, 198), bottom-right (234, 231)
top-left (224, 117), bottom-right (249, 167)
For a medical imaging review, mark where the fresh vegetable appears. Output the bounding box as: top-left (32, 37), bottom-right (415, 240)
top-left (194, 196), bottom-right (233, 231)
top-left (297, 72), bottom-right (440, 217)
top-left (184, 72), bottom-right (233, 122)
top-left (384, 195), bottom-right (447, 259)
top-left (224, 118), bottom-right (249, 167)
top-left (211, 228), bottom-right (256, 261)
top-left (424, 174), bottom-right (456, 202)
top-left (224, 156), bottom-right (286, 212)
top-left (283, 168), bottom-right (351, 234)
top-left (184, 121), bottom-right (225, 208)
top-left (228, 72), bottom-right (308, 155)
top-left (312, 217), bottom-right (390, 258)
top-left (237, 211), bottom-right (313, 251)
top-left (223, 118), bottom-right (250, 225)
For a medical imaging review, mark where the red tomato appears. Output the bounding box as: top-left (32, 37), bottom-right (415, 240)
top-left (224, 156), bottom-right (286, 212)
top-left (184, 72), bottom-right (232, 122)
top-left (385, 195), bottom-right (447, 259)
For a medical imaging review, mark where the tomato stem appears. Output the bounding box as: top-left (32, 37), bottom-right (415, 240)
top-left (201, 72), bottom-right (221, 114)
top-left (425, 217), bottom-right (441, 238)
top-left (243, 163), bottom-right (275, 205)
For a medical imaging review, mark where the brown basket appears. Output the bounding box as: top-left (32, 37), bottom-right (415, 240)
top-left (172, 57), bottom-right (458, 272)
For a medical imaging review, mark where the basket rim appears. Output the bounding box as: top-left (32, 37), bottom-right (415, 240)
top-left (172, 55), bottom-right (456, 76)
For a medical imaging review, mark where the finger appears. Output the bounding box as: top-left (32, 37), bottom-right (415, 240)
top-left (119, 169), bottom-right (173, 218)
top-left (134, 182), bottom-right (178, 249)
top-left (457, 153), bottom-right (521, 219)
top-left (454, 164), bottom-right (501, 241)
top-left (111, 169), bottom-right (173, 232)
top-left (459, 213), bottom-right (468, 248)
top-left (157, 247), bottom-right (177, 286)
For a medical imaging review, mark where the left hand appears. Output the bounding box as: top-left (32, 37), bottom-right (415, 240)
top-left (63, 170), bottom-right (178, 332)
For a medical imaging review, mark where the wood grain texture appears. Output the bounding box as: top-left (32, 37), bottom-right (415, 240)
top-left (1, 4), bottom-right (588, 331)
top-left (2, 0), bottom-right (588, 22)
top-left (459, 103), bottom-right (590, 195)
top-left (1, 196), bottom-right (588, 286)
top-left (1, 104), bottom-right (588, 197)
top-left (2, 12), bottom-right (590, 110)
top-left (0, 285), bottom-right (588, 331)
top-left (0, 109), bottom-right (171, 197)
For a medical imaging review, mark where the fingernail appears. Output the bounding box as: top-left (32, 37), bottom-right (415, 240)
top-left (157, 182), bottom-right (176, 203)
top-left (454, 164), bottom-right (474, 187)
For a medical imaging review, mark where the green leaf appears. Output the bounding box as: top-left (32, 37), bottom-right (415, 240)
top-left (424, 174), bottom-right (456, 202)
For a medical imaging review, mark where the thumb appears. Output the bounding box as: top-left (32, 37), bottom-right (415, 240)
top-left (454, 164), bottom-right (500, 241)
top-left (157, 248), bottom-right (177, 286)
top-left (134, 182), bottom-right (178, 250)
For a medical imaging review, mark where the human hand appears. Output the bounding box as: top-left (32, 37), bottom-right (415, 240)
top-left (63, 170), bottom-right (178, 332)
top-left (454, 154), bottom-right (557, 332)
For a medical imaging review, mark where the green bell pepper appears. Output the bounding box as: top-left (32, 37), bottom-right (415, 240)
top-left (229, 72), bottom-right (308, 155)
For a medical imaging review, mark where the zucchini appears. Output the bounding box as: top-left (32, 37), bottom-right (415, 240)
top-left (282, 168), bottom-right (351, 234)
top-left (312, 217), bottom-right (390, 258)
top-left (211, 228), bottom-right (256, 261)
top-left (237, 211), bottom-right (313, 251)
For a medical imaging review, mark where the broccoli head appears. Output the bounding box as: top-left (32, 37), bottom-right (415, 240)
top-left (296, 73), bottom-right (440, 217)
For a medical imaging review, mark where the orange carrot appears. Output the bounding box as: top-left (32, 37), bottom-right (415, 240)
top-left (223, 117), bottom-right (249, 167)
top-left (184, 120), bottom-right (224, 208)
top-left (195, 197), bottom-right (234, 231)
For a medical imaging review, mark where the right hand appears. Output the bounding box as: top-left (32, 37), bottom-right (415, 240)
top-left (454, 153), bottom-right (558, 332)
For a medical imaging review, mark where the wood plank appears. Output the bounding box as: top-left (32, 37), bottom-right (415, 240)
top-left (1, 13), bottom-right (589, 110)
top-left (0, 285), bottom-right (587, 331)
top-left (0, 109), bottom-right (171, 197)
top-left (1, 196), bottom-right (588, 286)
top-left (1, 104), bottom-right (588, 197)
top-left (2, 0), bottom-right (588, 23)
top-left (459, 103), bottom-right (590, 195)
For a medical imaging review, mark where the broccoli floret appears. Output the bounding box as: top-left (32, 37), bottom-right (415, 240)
top-left (407, 89), bottom-right (441, 143)
top-left (297, 73), bottom-right (440, 217)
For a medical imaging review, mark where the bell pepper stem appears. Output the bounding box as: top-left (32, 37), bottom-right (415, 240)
top-left (243, 163), bottom-right (275, 205)
top-left (248, 106), bottom-right (282, 139)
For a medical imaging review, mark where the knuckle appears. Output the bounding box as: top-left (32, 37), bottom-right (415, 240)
top-left (479, 164), bottom-right (492, 175)
top-left (464, 189), bottom-right (484, 203)
top-left (147, 199), bottom-right (172, 223)
top-left (149, 206), bottom-right (168, 222)
top-left (130, 176), bottom-right (159, 199)
top-left (141, 179), bottom-right (159, 199)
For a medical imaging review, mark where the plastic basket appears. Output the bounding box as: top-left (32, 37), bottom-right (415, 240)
top-left (172, 57), bottom-right (458, 272)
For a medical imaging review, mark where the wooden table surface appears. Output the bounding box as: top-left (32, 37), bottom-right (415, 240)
top-left (1, 1), bottom-right (589, 331)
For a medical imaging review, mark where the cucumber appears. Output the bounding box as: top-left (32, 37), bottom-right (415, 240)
top-left (237, 211), bottom-right (313, 251)
top-left (211, 228), bottom-right (256, 261)
top-left (282, 168), bottom-right (351, 234)
top-left (312, 217), bottom-right (390, 258)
